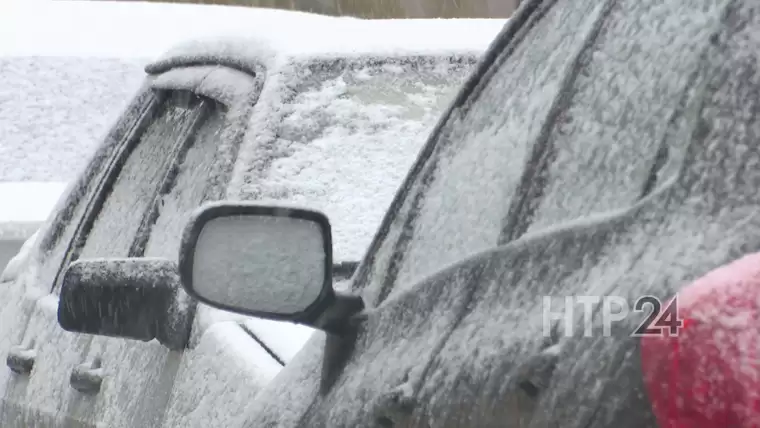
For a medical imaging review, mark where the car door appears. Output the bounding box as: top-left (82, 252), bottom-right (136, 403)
top-left (0, 86), bottom-right (159, 427)
top-left (59, 67), bottom-right (262, 427)
top-left (1, 65), bottom-right (258, 427)
top-left (0, 89), bottom-right (208, 428)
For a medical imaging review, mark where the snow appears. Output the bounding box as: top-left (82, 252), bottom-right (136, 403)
top-left (0, 1), bottom-right (345, 58)
top-left (241, 318), bottom-right (316, 362)
top-left (0, 230), bottom-right (39, 282)
top-left (151, 66), bottom-right (256, 106)
top-left (0, 1), bottom-right (344, 183)
top-left (192, 214), bottom-right (326, 315)
top-left (162, 322), bottom-right (282, 428)
top-left (233, 1), bottom-right (760, 426)
top-left (0, 56), bottom-right (147, 181)
top-left (234, 61), bottom-right (473, 263)
top-left (149, 18), bottom-right (506, 73)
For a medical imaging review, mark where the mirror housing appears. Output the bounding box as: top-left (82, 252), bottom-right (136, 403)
top-left (179, 202), bottom-right (364, 335)
top-left (58, 257), bottom-right (194, 350)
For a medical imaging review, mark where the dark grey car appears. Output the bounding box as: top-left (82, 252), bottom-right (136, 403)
top-left (53, 0), bottom-right (760, 426)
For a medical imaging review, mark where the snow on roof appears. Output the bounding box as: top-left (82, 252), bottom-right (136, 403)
top-left (0, 0), bottom-right (349, 59)
top-left (149, 18), bottom-right (507, 72)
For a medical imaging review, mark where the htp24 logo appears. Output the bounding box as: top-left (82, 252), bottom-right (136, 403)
top-left (542, 295), bottom-right (683, 338)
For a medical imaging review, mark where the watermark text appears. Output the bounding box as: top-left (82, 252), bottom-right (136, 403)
top-left (542, 295), bottom-right (682, 338)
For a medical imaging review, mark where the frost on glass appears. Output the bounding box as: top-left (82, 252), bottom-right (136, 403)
top-left (78, 94), bottom-right (205, 259)
top-left (358, 26), bottom-right (593, 301)
top-left (232, 1), bottom-right (760, 427)
top-left (143, 106), bottom-right (227, 259)
top-left (34, 87), bottom-right (157, 294)
top-left (240, 59), bottom-right (471, 264)
top-left (191, 215), bottom-right (326, 315)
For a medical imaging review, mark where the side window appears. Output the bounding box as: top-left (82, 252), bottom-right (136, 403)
top-left (34, 87), bottom-right (159, 289)
top-left (360, 0), bottom-right (689, 305)
top-left (78, 92), bottom-right (207, 259)
top-left (142, 107), bottom-right (227, 258)
top-left (360, 57), bottom-right (541, 303)
top-left (57, 90), bottom-right (230, 291)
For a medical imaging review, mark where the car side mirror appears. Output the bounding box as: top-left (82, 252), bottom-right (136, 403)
top-left (57, 257), bottom-right (194, 350)
top-left (178, 202), bottom-right (364, 335)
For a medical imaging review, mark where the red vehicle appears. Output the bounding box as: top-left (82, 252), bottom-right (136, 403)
top-left (642, 253), bottom-right (760, 427)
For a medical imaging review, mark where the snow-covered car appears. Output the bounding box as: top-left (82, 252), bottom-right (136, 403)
top-left (0, 1), bottom-right (350, 271)
top-left (129, 0), bottom-right (760, 426)
top-left (0, 2), bottom-right (505, 427)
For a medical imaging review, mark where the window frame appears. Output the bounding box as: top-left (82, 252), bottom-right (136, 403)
top-left (347, 14), bottom-right (538, 303)
top-left (45, 65), bottom-right (260, 296)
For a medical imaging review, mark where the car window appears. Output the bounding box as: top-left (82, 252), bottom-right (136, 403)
top-left (61, 91), bottom-right (229, 289)
top-left (78, 92), bottom-right (206, 259)
top-left (34, 88), bottom-right (159, 291)
top-left (358, 18), bottom-right (672, 304)
top-left (245, 59), bottom-right (472, 263)
top-left (142, 107), bottom-right (227, 258)
top-left (355, 55), bottom-right (542, 304)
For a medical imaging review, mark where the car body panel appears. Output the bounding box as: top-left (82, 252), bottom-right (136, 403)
top-left (233, 0), bottom-right (760, 426)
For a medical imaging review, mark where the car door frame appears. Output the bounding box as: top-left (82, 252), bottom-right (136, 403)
top-left (56, 65), bottom-right (264, 428)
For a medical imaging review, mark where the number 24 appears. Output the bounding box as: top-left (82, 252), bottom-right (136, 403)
top-left (632, 296), bottom-right (682, 337)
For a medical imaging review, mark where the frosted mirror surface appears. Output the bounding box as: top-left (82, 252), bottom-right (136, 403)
top-left (191, 214), bottom-right (326, 315)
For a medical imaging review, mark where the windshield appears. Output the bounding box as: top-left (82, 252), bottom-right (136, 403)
top-left (247, 58), bottom-right (474, 264)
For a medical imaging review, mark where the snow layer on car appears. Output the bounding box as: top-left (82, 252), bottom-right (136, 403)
top-left (231, 1), bottom-right (760, 426)
top-left (161, 322), bottom-right (284, 428)
top-left (242, 61), bottom-right (474, 263)
top-left (149, 18), bottom-right (506, 72)
top-left (0, 3), bottom-right (506, 410)
top-left (149, 43), bottom-right (489, 372)
top-left (141, 17), bottom-right (504, 266)
top-left (0, 1), bottom-right (343, 182)
top-left (0, 57), bottom-right (146, 181)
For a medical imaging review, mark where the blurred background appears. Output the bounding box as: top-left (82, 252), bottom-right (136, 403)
top-left (96, 0), bottom-right (520, 18)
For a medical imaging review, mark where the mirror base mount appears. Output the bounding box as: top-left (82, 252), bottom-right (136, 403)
top-left (313, 291), bottom-right (365, 336)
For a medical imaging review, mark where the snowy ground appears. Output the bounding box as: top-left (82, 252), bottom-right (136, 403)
top-left (0, 57), bottom-right (146, 181)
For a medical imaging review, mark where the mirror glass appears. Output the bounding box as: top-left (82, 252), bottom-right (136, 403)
top-left (191, 213), bottom-right (327, 315)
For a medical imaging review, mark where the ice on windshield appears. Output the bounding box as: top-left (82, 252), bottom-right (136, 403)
top-left (251, 60), bottom-right (471, 263)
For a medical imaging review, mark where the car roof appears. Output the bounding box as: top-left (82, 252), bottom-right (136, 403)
top-left (148, 18), bottom-right (507, 74)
